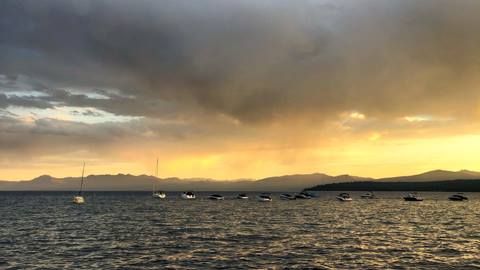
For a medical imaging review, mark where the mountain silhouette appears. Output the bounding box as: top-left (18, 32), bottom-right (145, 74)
top-left (0, 170), bottom-right (479, 191)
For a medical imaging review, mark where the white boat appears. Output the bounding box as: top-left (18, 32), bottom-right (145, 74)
top-left (336, 193), bottom-right (352, 201)
top-left (73, 195), bottom-right (85, 204)
top-left (209, 194), bottom-right (224, 200)
top-left (152, 158), bottom-right (166, 199)
top-left (181, 191), bottom-right (196, 199)
top-left (237, 193), bottom-right (248, 199)
top-left (153, 191), bottom-right (166, 199)
top-left (280, 193), bottom-right (296, 200)
top-left (73, 162), bottom-right (86, 204)
top-left (257, 194), bottom-right (272, 202)
top-left (403, 193), bottom-right (423, 201)
top-left (361, 192), bottom-right (375, 199)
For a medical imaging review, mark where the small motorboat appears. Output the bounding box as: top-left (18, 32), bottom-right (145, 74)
top-left (449, 194), bottom-right (468, 201)
top-left (403, 193), bottom-right (423, 201)
top-left (361, 192), bottom-right (375, 199)
top-left (209, 194), bottom-right (225, 200)
top-left (280, 193), bottom-right (296, 200)
top-left (336, 193), bottom-right (352, 201)
top-left (237, 193), bottom-right (248, 199)
top-left (257, 194), bottom-right (272, 202)
top-left (152, 191), bottom-right (166, 199)
top-left (181, 191), bottom-right (196, 199)
top-left (295, 192), bottom-right (312, 199)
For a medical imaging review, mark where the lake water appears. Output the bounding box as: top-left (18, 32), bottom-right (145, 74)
top-left (1, 191), bottom-right (480, 269)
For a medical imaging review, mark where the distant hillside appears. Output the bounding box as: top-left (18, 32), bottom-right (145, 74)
top-left (0, 173), bottom-right (365, 192)
top-left (1, 169), bottom-right (480, 191)
top-left (249, 173), bottom-right (371, 191)
top-left (379, 170), bottom-right (480, 182)
top-left (306, 179), bottom-right (480, 192)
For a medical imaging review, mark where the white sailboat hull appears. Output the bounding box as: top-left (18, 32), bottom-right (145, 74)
top-left (73, 195), bottom-right (85, 204)
top-left (181, 193), bottom-right (195, 199)
top-left (153, 193), bottom-right (166, 199)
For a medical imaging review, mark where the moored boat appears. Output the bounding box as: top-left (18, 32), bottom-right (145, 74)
top-left (361, 192), bottom-right (375, 199)
top-left (209, 194), bottom-right (225, 200)
top-left (448, 194), bottom-right (468, 201)
top-left (181, 191), bottom-right (196, 199)
top-left (403, 193), bottom-right (423, 201)
top-left (280, 193), bottom-right (296, 200)
top-left (257, 194), bottom-right (272, 202)
top-left (152, 158), bottom-right (166, 199)
top-left (237, 193), bottom-right (248, 199)
top-left (336, 193), bottom-right (352, 201)
top-left (295, 192), bottom-right (312, 199)
top-left (73, 162), bottom-right (86, 204)
top-left (153, 191), bottom-right (166, 199)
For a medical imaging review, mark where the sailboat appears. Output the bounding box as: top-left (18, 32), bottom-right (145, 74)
top-left (152, 158), bottom-right (166, 199)
top-left (73, 162), bottom-right (86, 204)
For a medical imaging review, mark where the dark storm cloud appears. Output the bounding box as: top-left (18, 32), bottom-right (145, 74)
top-left (1, 0), bottom-right (480, 123)
top-left (0, 93), bottom-right (53, 109)
top-left (0, 113), bottom-right (184, 155)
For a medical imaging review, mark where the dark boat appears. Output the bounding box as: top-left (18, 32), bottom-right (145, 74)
top-left (257, 194), bottom-right (272, 202)
top-left (280, 193), bottom-right (296, 200)
top-left (295, 192), bottom-right (312, 199)
top-left (403, 193), bottom-right (423, 201)
top-left (208, 194), bottom-right (224, 200)
top-left (237, 193), bottom-right (248, 199)
top-left (361, 192), bottom-right (375, 199)
top-left (448, 194), bottom-right (468, 201)
top-left (336, 193), bottom-right (352, 201)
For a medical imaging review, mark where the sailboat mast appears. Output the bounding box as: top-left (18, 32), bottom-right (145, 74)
top-left (79, 162), bottom-right (85, 195)
top-left (153, 158), bottom-right (158, 193)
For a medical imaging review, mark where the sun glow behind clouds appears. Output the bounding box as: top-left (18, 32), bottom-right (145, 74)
top-left (403, 115), bottom-right (453, 123)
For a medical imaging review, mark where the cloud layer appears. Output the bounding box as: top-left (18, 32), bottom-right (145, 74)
top-left (1, 0), bottom-right (480, 179)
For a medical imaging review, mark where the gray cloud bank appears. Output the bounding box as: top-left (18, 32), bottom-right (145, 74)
top-left (1, 0), bottom-right (480, 157)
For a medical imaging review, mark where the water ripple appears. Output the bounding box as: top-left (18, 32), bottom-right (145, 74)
top-left (1, 191), bottom-right (480, 269)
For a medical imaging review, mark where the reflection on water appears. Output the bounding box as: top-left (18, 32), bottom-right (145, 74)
top-left (1, 191), bottom-right (480, 269)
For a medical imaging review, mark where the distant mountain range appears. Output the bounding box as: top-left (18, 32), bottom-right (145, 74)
top-left (1, 169), bottom-right (480, 192)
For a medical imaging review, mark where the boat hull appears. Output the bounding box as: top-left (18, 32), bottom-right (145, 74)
top-left (257, 196), bottom-right (272, 202)
top-left (448, 196), bottom-right (467, 201)
top-left (181, 193), bottom-right (195, 199)
top-left (295, 194), bottom-right (312, 199)
top-left (73, 196), bottom-right (85, 204)
top-left (153, 193), bottom-right (166, 199)
top-left (280, 194), bottom-right (296, 200)
top-left (209, 196), bottom-right (224, 200)
top-left (403, 197), bottom-right (423, 201)
top-left (361, 193), bottom-right (375, 199)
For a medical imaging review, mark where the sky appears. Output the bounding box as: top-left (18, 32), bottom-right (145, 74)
top-left (1, 0), bottom-right (480, 181)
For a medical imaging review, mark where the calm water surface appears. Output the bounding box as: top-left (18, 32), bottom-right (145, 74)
top-left (1, 191), bottom-right (480, 269)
